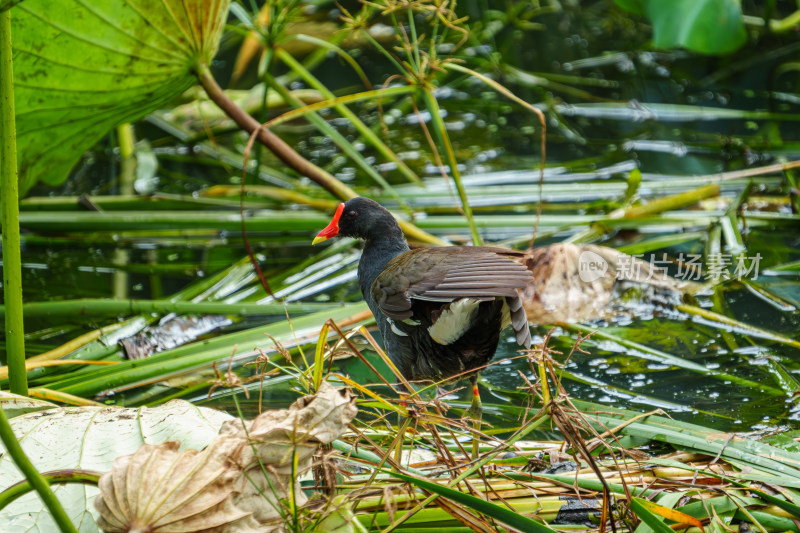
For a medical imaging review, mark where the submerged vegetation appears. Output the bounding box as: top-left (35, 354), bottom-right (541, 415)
top-left (0, 0), bottom-right (799, 531)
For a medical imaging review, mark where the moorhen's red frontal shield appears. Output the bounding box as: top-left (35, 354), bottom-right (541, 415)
top-left (312, 203), bottom-right (344, 245)
top-left (311, 197), bottom-right (533, 386)
top-left (312, 197), bottom-right (533, 459)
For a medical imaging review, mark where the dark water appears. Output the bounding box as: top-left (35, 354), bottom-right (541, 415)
top-left (16, 2), bottom-right (800, 430)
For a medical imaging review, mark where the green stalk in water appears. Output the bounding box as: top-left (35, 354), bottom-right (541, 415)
top-left (7, 299), bottom-right (334, 320)
top-left (0, 8), bottom-right (26, 393)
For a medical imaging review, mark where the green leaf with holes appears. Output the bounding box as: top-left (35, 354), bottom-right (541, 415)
top-left (9, 0), bottom-right (230, 193)
top-left (616, 0), bottom-right (747, 55)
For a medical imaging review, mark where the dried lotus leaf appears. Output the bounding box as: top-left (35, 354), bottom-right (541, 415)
top-left (95, 382), bottom-right (357, 533)
top-left (228, 381), bottom-right (358, 475)
top-left (229, 383), bottom-right (358, 526)
top-left (95, 440), bottom-right (254, 532)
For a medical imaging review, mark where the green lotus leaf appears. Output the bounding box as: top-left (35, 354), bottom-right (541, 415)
top-left (1, 0), bottom-right (24, 12)
top-left (10, 0), bottom-right (230, 193)
top-left (616, 0), bottom-right (746, 55)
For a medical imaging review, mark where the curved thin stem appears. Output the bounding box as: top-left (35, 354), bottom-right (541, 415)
top-left (0, 407), bottom-right (77, 532)
top-left (196, 64), bottom-right (446, 246)
top-left (0, 470), bottom-right (101, 512)
top-left (197, 64), bottom-right (356, 201)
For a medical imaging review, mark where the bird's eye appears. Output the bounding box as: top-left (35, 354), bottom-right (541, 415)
top-left (345, 210), bottom-right (357, 220)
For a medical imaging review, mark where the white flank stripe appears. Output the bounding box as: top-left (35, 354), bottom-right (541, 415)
top-left (428, 298), bottom-right (482, 345)
top-left (387, 318), bottom-right (409, 337)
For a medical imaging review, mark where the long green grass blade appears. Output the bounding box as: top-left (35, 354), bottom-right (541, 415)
top-left (564, 324), bottom-right (782, 394)
top-left (571, 400), bottom-right (800, 480)
top-left (630, 498), bottom-right (676, 533)
top-left (265, 76), bottom-right (414, 207)
top-left (276, 48), bottom-right (423, 186)
top-left (387, 470), bottom-right (558, 533)
top-left (47, 303), bottom-right (369, 397)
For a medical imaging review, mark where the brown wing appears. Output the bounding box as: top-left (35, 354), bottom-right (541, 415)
top-left (371, 246), bottom-right (532, 320)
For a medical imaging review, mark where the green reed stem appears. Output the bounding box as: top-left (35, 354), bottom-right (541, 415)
top-left (0, 8), bottom-right (26, 393)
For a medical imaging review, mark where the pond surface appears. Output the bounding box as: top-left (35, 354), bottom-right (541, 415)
top-left (18, 2), bottom-right (800, 431)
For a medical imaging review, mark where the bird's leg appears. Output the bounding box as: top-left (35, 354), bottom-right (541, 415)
top-left (469, 374), bottom-right (482, 460)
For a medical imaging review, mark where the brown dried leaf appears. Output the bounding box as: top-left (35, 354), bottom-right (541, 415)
top-left (95, 382), bottom-right (357, 533)
top-left (227, 382), bottom-right (358, 525)
top-left (95, 439), bottom-right (253, 532)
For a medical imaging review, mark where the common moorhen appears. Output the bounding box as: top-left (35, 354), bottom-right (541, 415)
top-left (313, 197), bottom-right (533, 421)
